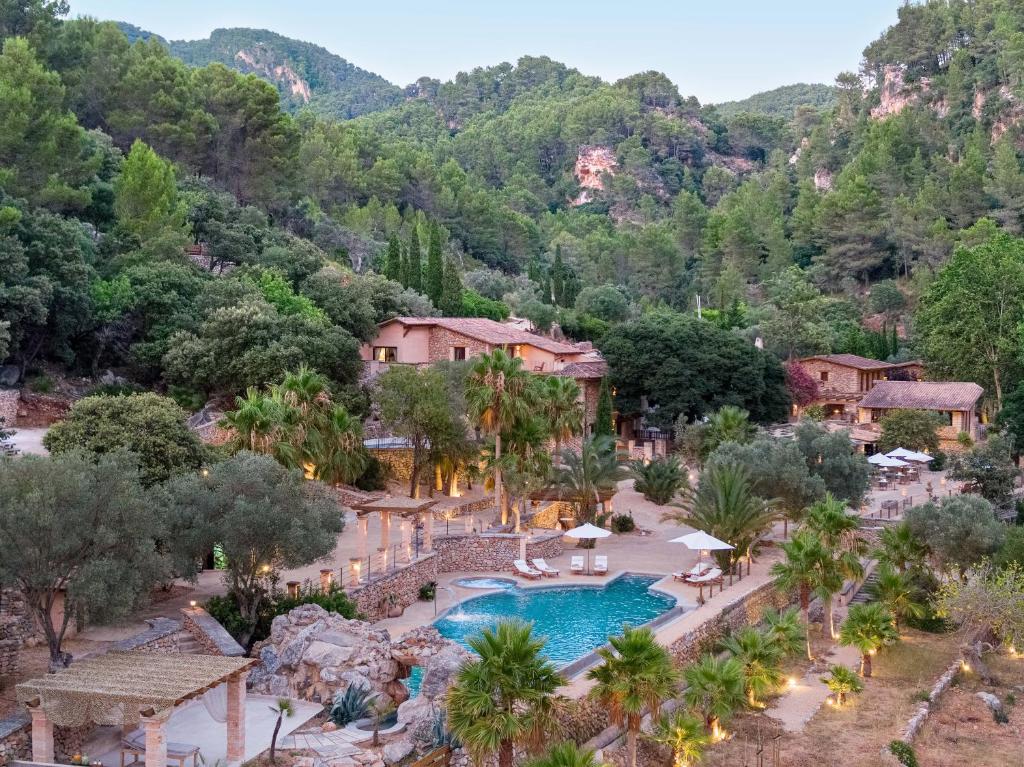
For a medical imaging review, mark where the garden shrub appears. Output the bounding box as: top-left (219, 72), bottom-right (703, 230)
top-left (889, 741), bottom-right (918, 767)
top-left (418, 581), bottom-right (437, 601)
top-left (631, 455), bottom-right (687, 505)
top-left (610, 513), bottom-right (636, 533)
top-left (354, 454), bottom-right (389, 491)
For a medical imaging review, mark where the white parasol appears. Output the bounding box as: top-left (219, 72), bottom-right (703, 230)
top-left (565, 522), bottom-right (612, 574)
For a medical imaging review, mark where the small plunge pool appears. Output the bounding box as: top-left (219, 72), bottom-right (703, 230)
top-left (434, 574), bottom-right (676, 668)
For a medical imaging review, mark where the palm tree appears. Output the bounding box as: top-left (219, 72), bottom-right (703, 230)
top-left (466, 350), bottom-right (534, 524)
top-left (650, 711), bottom-right (710, 767)
top-left (704, 405), bottom-right (756, 454)
top-left (867, 564), bottom-right (926, 633)
top-left (821, 664), bottom-right (863, 706)
top-left (553, 435), bottom-right (629, 524)
top-left (223, 387), bottom-right (284, 454)
top-left (761, 607), bottom-right (806, 658)
top-left (631, 456), bottom-right (688, 505)
top-left (838, 602), bottom-right (900, 678)
top-left (447, 620), bottom-right (564, 767)
top-left (719, 627), bottom-right (784, 708)
top-left (268, 698), bottom-right (294, 763)
top-left (524, 742), bottom-right (598, 767)
top-left (280, 364), bottom-right (330, 418)
top-left (541, 376), bottom-right (583, 460)
top-left (873, 522), bottom-right (928, 574)
top-left (683, 654), bottom-right (745, 738)
top-left (309, 404), bottom-right (368, 485)
top-left (587, 625), bottom-right (680, 767)
top-left (770, 530), bottom-right (832, 659)
top-left (663, 462), bottom-right (779, 573)
top-left (803, 495), bottom-right (865, 638)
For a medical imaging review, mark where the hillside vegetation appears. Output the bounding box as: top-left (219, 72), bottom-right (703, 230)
top-left (714, 83), bottom-right (838, 119)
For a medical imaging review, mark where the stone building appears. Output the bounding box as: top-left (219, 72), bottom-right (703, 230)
top-left (796, 353), bottom-right (923, 421)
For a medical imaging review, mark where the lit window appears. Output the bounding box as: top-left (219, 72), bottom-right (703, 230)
top-left (373, 347), bottom-right (397, 362)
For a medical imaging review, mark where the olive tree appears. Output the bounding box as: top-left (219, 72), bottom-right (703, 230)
top-left (165, 451), bottom-right (343, 648)
top-left (0, 451), bottom-right (166, 668)
top-left (905, 495), bottom-right (1004, 576)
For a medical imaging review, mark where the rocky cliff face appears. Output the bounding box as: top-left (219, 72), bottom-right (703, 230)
top-left (572, 145), bottom-right (617, 205)
top-left (235, 48), bottom-right (312, 102)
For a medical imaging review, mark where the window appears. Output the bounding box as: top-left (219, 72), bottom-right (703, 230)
top-left (937, 410), bottom-right (954, 426)
top-left (373, 347), bottom-right (397, 362)
top-left (452, 346), bottom-right (466, 361)
top-left (820, 371), bottom-right (829, 382)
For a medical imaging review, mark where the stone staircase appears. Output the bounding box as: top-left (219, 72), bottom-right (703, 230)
top-left (849, 570), bottom-right (881, 605)
top-left (173, 629), bottom-right (205, 654)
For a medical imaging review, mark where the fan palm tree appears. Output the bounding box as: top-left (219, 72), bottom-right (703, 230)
top-left (838, 602), bottom-right (900, 678)
top-left (761, 607), bottom-right (806, 658)
top-left (719, 627), bottom-right (784, 708)
top-left (279, 364), bottom-right (330, 418)
top-left (466, 350), bottom-right (534, 524)
top-left (821, 664), bottom-right (863, 706)
top-left (308, 404), bottom-right (368, 485)
top-left (524, 742), bottom-right (598, 767)
top-left (683, 654), bottom-right (745, 737)
top-left (803, 495), bottom-right (865, 638)
top-left (873, 522), bottom-right (928, 574)
top-left (446, 620), bottom-right (564, 767)
top-left (223, 387), bottom-right (285, 454)
top-left (704, 405), bottom-right (756, 454)
top-left (268, 698), bottom-right (294, 763)
top-left (587, 625), bottom-right (680, 767)
top-left (553, 435), bottom-right (629, 524)
top-left (631, 456), bottom-right (688, 505)
top-left (663, 462), bottom-right (779, 572)
top-left (649, 711), bottom-right (710, 767)
top-left (866, 564), bottom-right (926, 633)
top-left (770, 530), bottom-right (832, 659)
top-left (541, 376), bottom-right (583, 460)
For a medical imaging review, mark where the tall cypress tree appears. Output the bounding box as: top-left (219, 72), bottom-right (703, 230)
top-left (425, 224), bottom-right (444, 305)
top-left (551, 245), bottom-right (565, 305)
top-left (384, 236), bottom-right (402, 282)
top-left (408, 226), bottom-right (422, 292)
top-left (595, 377), bottom-right (614, 437)
top-left (399, 244), bottom-right (411, 288)
top-left (440, 256), bottom-right (464, 316)
top-left (891, 323), bottom-right (899, 358)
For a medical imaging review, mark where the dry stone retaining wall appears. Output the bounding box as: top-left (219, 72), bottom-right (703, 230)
top-left (0, 390), bottom-right (18, 428)
top-left (0, 716), bottom-right (28, 767)
top-left (349, 553), bottom-right (439, 621)
top-left (432, 531), bottom-right (563, 572)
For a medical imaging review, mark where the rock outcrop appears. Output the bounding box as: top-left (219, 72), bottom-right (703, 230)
top-left (572, 146), bottom-right (617, 205)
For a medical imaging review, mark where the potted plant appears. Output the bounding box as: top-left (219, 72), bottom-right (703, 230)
top-left (385, 593), bottom-right (403, 618)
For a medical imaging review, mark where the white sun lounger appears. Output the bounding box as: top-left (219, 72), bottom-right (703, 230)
top-left (513, 559), bottom-right (542, 579)
top-left (570, 555), bottom-right (585, 574)
top-left (532, 558), bottom-right (560, 577)
top-left (687, 567), bottom-right (722, 584)
top-left (593, 555), bottom-right (608, 575)
top-left (673, 562), bottom-right (712, 581)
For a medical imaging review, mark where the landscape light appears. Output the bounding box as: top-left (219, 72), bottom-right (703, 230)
top-left (788, 676), bottom-right (797, 689)
top-left (189, 600), bottom-right (197, 608)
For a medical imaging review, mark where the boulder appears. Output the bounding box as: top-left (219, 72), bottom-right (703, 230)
top-left (0, 366), bottom-right (20, 387)
top-left (419, 648), bottom-right (467, 700)
top-left (977, 691), bottom-right (1006, 719)
top-left (382, 739), bottom-right (415, 765)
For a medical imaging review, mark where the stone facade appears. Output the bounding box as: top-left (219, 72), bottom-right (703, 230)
top-left (666, 579), bottom-right (795, 665)
top-left (349, 553), bottom-right (440, 621)
top-left (0, 390), bottom-right (18, 429)
top-left (432, 531), bottom-right (563, 573)
top-left (526, 501), bottom-right (574, 529)
top-left (0, 716), bottom-right (29, 767)
top-left (427, 328), bottom-right (490, 364)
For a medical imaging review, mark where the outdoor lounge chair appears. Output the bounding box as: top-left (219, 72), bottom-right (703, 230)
top-left (673, 562), bottom-right (712, 582)
top-left (513, 559), bottom-right (542, 579)
top-left (121, 729), bottom-right (200, 767)
top-left (686, 567), bottom-right (722, 584)
top-left (532, 558), bottom-right (560, 577)
top-left (570, 556), bottom-right (585, 574)
top-left (593, 555), bottom-right (608, 575)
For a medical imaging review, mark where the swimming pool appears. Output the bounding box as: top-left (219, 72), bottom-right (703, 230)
top-left (433, 574), bottom-right (677, 668)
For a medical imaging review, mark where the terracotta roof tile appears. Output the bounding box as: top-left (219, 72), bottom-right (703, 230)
top-left (858, 381), bottom-right (984, 411)
top-left (555, 361), bottom-right (608, 379)
top-left (388, 317), bottom-right (583, 355)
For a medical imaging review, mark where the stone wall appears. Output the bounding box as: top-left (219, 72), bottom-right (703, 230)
top-left (800, 359), bottom-right (863, 396)
top-left (111, 617), bottom-right (181, 653)
top-left (433, 531), bottom-right (564, 573)
top-left (666, 579), bottom-right (795, 665)
top-left (427, 328), bottom-right (490, 363)
top-left (527, 501), bottom-right (574, 529)
top-left (0, 390), bottom-right (18, 429)
top-left (0, 590), bottom-right (36, 647)
top-left (182, 607), bottom-right (246, 656)
top-left (0, 716), bottom-right (29, 767)
top-left (349, 553), bottom-right (439, 621)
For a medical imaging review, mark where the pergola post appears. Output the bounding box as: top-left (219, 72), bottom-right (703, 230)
top-left (357, 515), bottom-right (369, 560)
top-left (141, 715), bottom-right (168, 767)
top-left (226, 671), bottom-right (248, 765)
top-left (29, 705), bottom-right (54, 763)
top-left (379, 511), bottom-right (391, 551)
top-left (401, 517), bottom-right (413, 561)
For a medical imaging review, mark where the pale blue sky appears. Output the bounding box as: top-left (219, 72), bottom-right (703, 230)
top-left (67, 0), bottom-right (900, 103)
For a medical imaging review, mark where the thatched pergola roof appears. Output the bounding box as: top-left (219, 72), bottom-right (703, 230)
top-left (17, 651), bottom-right (256, 726)
top-left (351, 495), bottom-right (439, 517)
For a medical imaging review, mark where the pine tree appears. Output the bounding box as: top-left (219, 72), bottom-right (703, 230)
top-left (595, 377), bottom-right (614, 437)
top-left (551, 245), bottom-right (565, 306)
top-left (440, 257), bottom-right (464, 316)
top-left (408, 227), bottom-right (422, 292)
top-left (985, 136), bottom-right (1024, 234)
top-left (425, 224), bottom-right (444, 305)
top-left (384, 236), bottom-right (402, 282)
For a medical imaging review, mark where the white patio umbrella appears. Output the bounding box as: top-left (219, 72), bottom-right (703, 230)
top-left (886, 447), bottom-right (934, 463)
top-left (868, 454), bottom-right (909, 468)
top-left (669, 530), bottom-right (735, 571)
top-left (564, 522), bottom-right (612, 574)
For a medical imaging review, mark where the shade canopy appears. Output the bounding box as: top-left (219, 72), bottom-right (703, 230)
top-left (17, 651), bottom-right (256, 727)
top-left (886, 448), bottom-right (934, 463)
top-left (868, 454), bottom-right (909, 467)
top-left (564, 522), bottom-right (612, 539)
top-left (669, 530), bottom-right (734, 551)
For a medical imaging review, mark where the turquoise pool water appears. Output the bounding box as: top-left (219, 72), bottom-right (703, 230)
top-left (433, 574), bottom-right (676, 667)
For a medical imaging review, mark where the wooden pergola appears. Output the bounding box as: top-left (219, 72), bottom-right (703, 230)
top-left (350, 496), bottom-right (439, 563)
top-left (17, 652), bottom-right (256, 767)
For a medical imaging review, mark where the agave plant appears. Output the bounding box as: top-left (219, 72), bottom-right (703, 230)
top-left (631, 455), bottom-right (688, 505)
top-left (821, 664), bottom-right (863, 705)
top-left (329, 684), bottom-right (374, 726)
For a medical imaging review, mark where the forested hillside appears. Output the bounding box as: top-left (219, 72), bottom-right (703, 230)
top-left (714, 83), bottom-right (837, 119)
top-left (5, 0), bottom-right (1024, 430)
